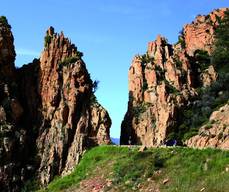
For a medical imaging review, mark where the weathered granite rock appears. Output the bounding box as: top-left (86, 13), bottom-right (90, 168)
top-left (121, 35), bottom-right (195, 146)
top-left (200, 65), bottom-right (218, 87)
top-left (121, 8), bottom-right (228, 148)
top-left (29, 27), bottom-right (111, 185)
top-left (184, 8), bottom-right (227, 56)
top-left (186, 104), bottom-right (229, 149)
top-left (0, 21), bottom-right (111, 190)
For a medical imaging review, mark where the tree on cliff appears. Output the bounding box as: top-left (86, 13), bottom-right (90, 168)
top-left (212, 10), bottom-right (229, 72)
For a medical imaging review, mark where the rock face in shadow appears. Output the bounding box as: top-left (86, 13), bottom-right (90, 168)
top-left (0, 17), bottom-right (26, 192)
top-left (0, 21), bottom-right (111, 191)
top-left (121, 8), bottom-right (229, 148)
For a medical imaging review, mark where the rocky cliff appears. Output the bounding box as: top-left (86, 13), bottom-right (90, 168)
top-left (0, 16), bottom-right (26, 192)
top-left (121, 8), bottom-right (229, 149)
top-left (0, 20), bottom-right (111, 191)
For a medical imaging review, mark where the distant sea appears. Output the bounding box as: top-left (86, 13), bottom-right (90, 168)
top-left (111, 138), bottom-right (120, 145)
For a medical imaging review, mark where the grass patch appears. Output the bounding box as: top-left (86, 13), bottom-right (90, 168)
top-left (40, 146), bottom-right (130, 192)
top-left (38, 146), bottom-right (229, 192)
top-left (162, 148), bottom-right (229, 192)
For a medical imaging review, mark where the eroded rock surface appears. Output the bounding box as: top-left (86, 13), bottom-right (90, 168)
top-left (0, 17), bottom-right (27, 192)
top-left (0, 21), bottom-right (111, 191)
top-left (186, 104), bottom-right (229, 149)
top-left (184, 8), bottom-right (227, 56)
top-left (121, 8), bottom-right (229, 149)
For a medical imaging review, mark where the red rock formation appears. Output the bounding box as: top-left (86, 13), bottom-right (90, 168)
top-left (121, 8), bottom-right (228, 148)
top-left (29, 27), bottom-right (111, 185)
top-left (184, 8), bottom-right (227, 56)
top-left (121, 35), bottom-right (193, 146)
top-left (0, 22), bottom-right (111, 191)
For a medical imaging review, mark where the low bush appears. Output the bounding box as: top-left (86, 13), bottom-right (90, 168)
top-left (194, 49), bottom-right (211, 71)
top-left (58, 52), bottom-right (83, 66)
top-left (0, 16), bottom-right (11, 28)
top-left (140, 53), bottom-right (154, 64)
top-left (44, 34), bottom-right (51, 47)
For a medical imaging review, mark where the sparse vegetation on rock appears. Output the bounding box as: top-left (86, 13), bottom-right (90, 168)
top-left (44, 34), bottom-right (51, 47)
top-left (0, 16), bottom-right (11, 28)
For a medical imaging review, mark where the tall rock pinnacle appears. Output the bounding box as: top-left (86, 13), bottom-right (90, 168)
top-left (121, 8), bottom-right (229, 149)
top-left (0, 23), bottom-right (111, 191)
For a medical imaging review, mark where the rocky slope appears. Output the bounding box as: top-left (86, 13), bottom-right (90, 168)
top-left (186, 104), bottom-right (229, 149)
top-left (0, 20), bottom-right (111, 191)
top-left (121, 8), bottom-right (229, 149)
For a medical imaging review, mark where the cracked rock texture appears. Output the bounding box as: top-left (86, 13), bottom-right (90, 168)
top-left (0, 21), bottom-right (111, 191)
top-left (121, 8), bottom-right (229, 148)
top-left (186, 104), bottom-right (229, 149)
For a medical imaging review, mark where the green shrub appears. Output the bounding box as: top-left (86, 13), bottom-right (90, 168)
top-left (44, 34), bottom-right (51, 47)
top-left (132, 102), bottom-right (151, 118)
top-left (164, 80), bottom-right (180, 95)
top-left (0, 16), bottom-right (11, 28)
top-left (132, 105), bottom-right (146, 118)
top-left (90, 94), bottom-right (98, 104)
top-left (166, 132), bottom-right (177, 141)
top-left (76, 51), bottom-right (83, 58)
top-left (175, 58), bottom-right (183, 69)
top-left (58, 52), bottom-right (83, 66)
top-left (205, 122), bottom-right (213, 129)
top-left (140, 53), bottom-right (154, 64)
top-left (194, 49), bottom-right (211, 71)
top-left (180, 70), bottom-right (187, 84)
top-left (142, 81), bottom-right (148, 91)
top-left (176, 30), bottom-right (185, 48)
top-left (151, 120), bottom-right (156, 129)
top-left (218, 132), bottom-right (224, 140)
top-left (21, 179), bottom-right (39, 192)
top-left (176, 73), bottom-right (229, 142)
top-left (183, 131), bottom-right (199, 141)
top-left (155, 65), bottom-right (166, 82)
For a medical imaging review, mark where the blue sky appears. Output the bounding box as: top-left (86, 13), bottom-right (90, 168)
top-left (1, 0), bottom-right (229, 138)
